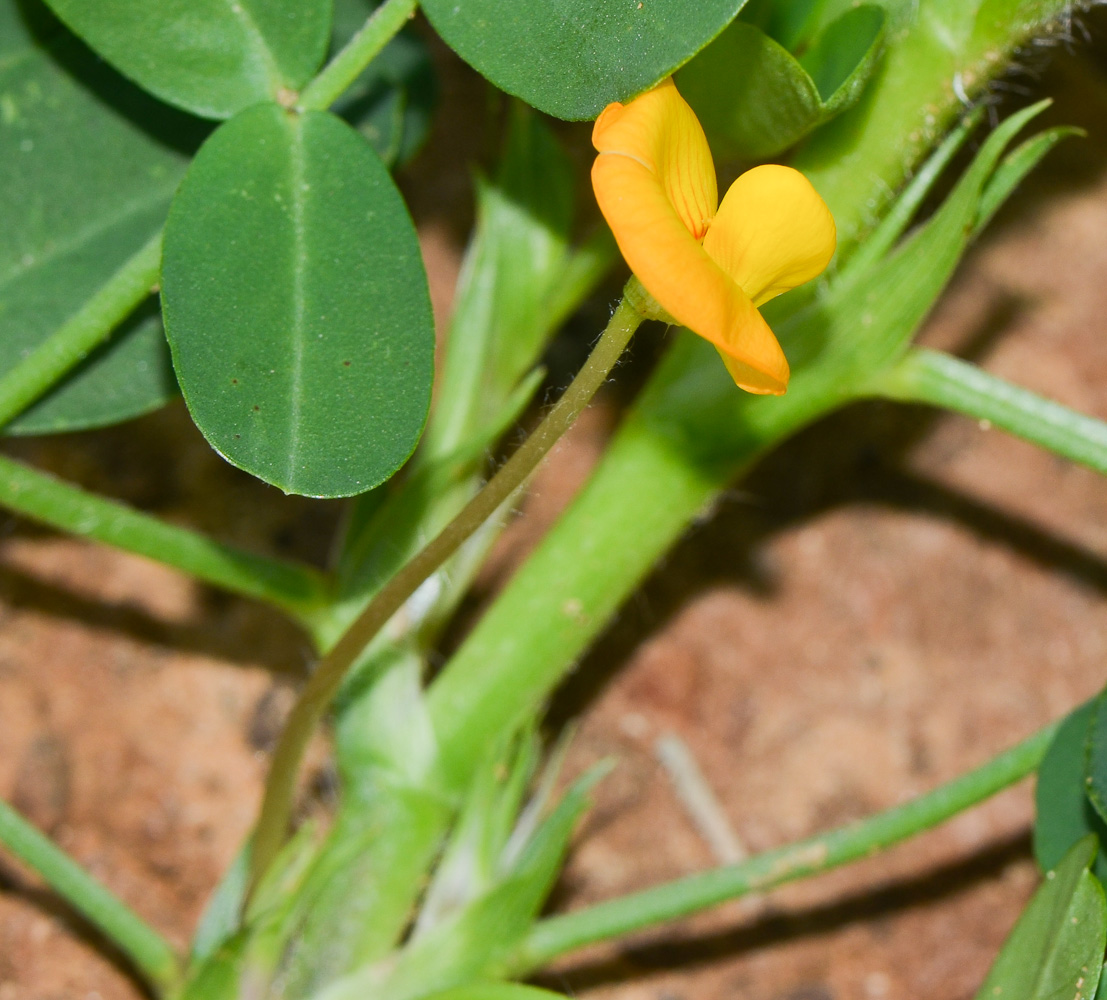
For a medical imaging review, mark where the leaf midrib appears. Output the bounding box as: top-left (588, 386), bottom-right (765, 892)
top-left (284, 116), bottom-right (307, 487)
top-left (224, 0), bottom-right (284, 96)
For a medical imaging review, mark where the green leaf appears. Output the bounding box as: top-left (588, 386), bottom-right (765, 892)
top-left (740, 0), bottom-right (828, 50)
top-left (334, 647), bottom-right (443, 793)
top-left (420, 0), bottom-right (747, 121)
top-left (330, 0), bottom-right (437, 166)
top-left (271, 784), bottom-right (450, 997)
top-left (7, 304), bottom-right (177, 436)
top-left (1034, 698), bottom-right (1107, 884)
top-left (184, 823), bottom-right (328, 996)
top-left (422, 987), bottom-right (571, 1000)
top-left (191, 841), bottom-right (250, 964)
top-left (413, 729), bottom-right (541, 936)
top-left (320, 765), bottom-right (605, 1000)
top-left (835, 109), bottom-right (982, 288)
top-left (678, 5), bottom-right (885, 159)
top-left (179, 937), bottom-right (245, 1000)
top-left (420, 105), bottom-right (577, 464)
top-left (1085, 695), bottom-right (1107, 829)
top-left (976, 126), bottom-right (1084, 234)
top-left (162, 102), bottom-right (434, 498)
top-left (40, 0), bottom-right (333, 119)
top-left (0, 3), bottom-right (199, 435)
top-left (975, 836), bottom-right (1106, 1000)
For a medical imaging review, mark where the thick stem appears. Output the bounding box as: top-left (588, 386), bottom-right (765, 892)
top-left (0, 231), bottom-right (161, 431)
top-left (0, 796), bottom-right (181, 995)
top-left (248, 297), bottom-right (643, 888)
top-left (873, 347), bottom-right (1107, 475)
top-left (510, 721), bottom-right (1057, 972)
top-left (0, 453), bottom-right (329, 623)
top-left (298, 0), bottom-right (419, 112)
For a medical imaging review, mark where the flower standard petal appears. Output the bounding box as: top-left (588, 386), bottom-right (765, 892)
top-left (592, 76), bottom-right (717, 239)
top-left (702, 164), bottom-right (837, 307)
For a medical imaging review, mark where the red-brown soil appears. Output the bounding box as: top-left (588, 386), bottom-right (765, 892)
top-left (6, 23), bottom-right (1107, 1000)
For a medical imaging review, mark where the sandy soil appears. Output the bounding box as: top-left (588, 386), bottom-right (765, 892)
top-left (6, 20), bottom-right (1107, 1000)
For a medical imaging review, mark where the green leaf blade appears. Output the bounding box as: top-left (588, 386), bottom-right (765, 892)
top-left (1085, 695), bottom-right (1107, 829)
top-left (799, 4), bottom-right (885, 107)
top-left (421, 0), bottom-right (746, 121)
top-left (975, 836), bottom-right (1106, 1000)
top-left (1035, 698), bottom-right (1107, 884)
top-left (39, 0), bottom-right (333, 118)
top-left (679, 21), bottom-right (821, 160)
top-left (7, 304), bottom-right (178, 436)
top-left (0, 10), bottom-right (198, 434)
top-left (162, 104), bottom-right (434, 498)
top-left (678, 5), bottom-right (885, 159)
top-left (422, 986), bottom-right (570, 1000)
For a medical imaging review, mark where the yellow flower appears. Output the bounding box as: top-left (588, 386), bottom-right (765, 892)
top-left (592, 77), bottom-right (836, 395)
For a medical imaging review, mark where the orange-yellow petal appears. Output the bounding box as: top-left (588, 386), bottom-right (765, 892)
top-left (592, 77), bottom-right (716, 239)
top-left (702, 164), bottom-right (836, 307)
top-left (592, 151), bottom-right (789, 394)
top-left (592, 80), bottom-right (790, 395)
top-left (715, 301), bottom-right (791, 395)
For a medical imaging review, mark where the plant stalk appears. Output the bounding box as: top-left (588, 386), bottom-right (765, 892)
top-left (873, 347), bottom-right (1107, 474)
top-left (0, 452), bottom-right (329, 623)
top-left (248, 296), bottom-right (643, 889)
top-left (510, 721), bottom-right (1057, 972)
top-left (298, 0), bottom-right (419, 113)
top-left (0, 796), bottom-right (181, 995)
top-left (0, 231), bottom-right (162, 432)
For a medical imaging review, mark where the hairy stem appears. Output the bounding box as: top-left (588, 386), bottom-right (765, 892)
top-left (873, 347), bottom-right (1107, 474)
top-left (248, 297), bottom-right (643, 888)
top-left (0, 453), bottom-right (329, 623)
top-left (510, 721), bottom-right (1057, 972)
top-left (0, 231), bottom-right (161, 431)
top-left (298, 0), bottom-right (419, 112)
top-left (0, 796), bottom-right (181, 995)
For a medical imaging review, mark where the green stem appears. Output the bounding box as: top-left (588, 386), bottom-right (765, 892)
top-left (0, 796), bottom-right (181, 994)
top-left (0, 231), bottom-right (162, 431)
top-left (248, 297), bottom-right (643, 889)
top-left (510, 721), bottom-right (1057, 973)
top-left (0, 452), bottom-right (329, 623)
top-left (873, 347), bottom-right (1107, 475)
top-left (298, 0), bottom-right (418, 112)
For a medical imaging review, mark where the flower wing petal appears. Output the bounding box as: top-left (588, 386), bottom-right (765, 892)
top-left (592, 77), bottom-right (717, 239)
top-left (703, 164), bottom-right (836, 307)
